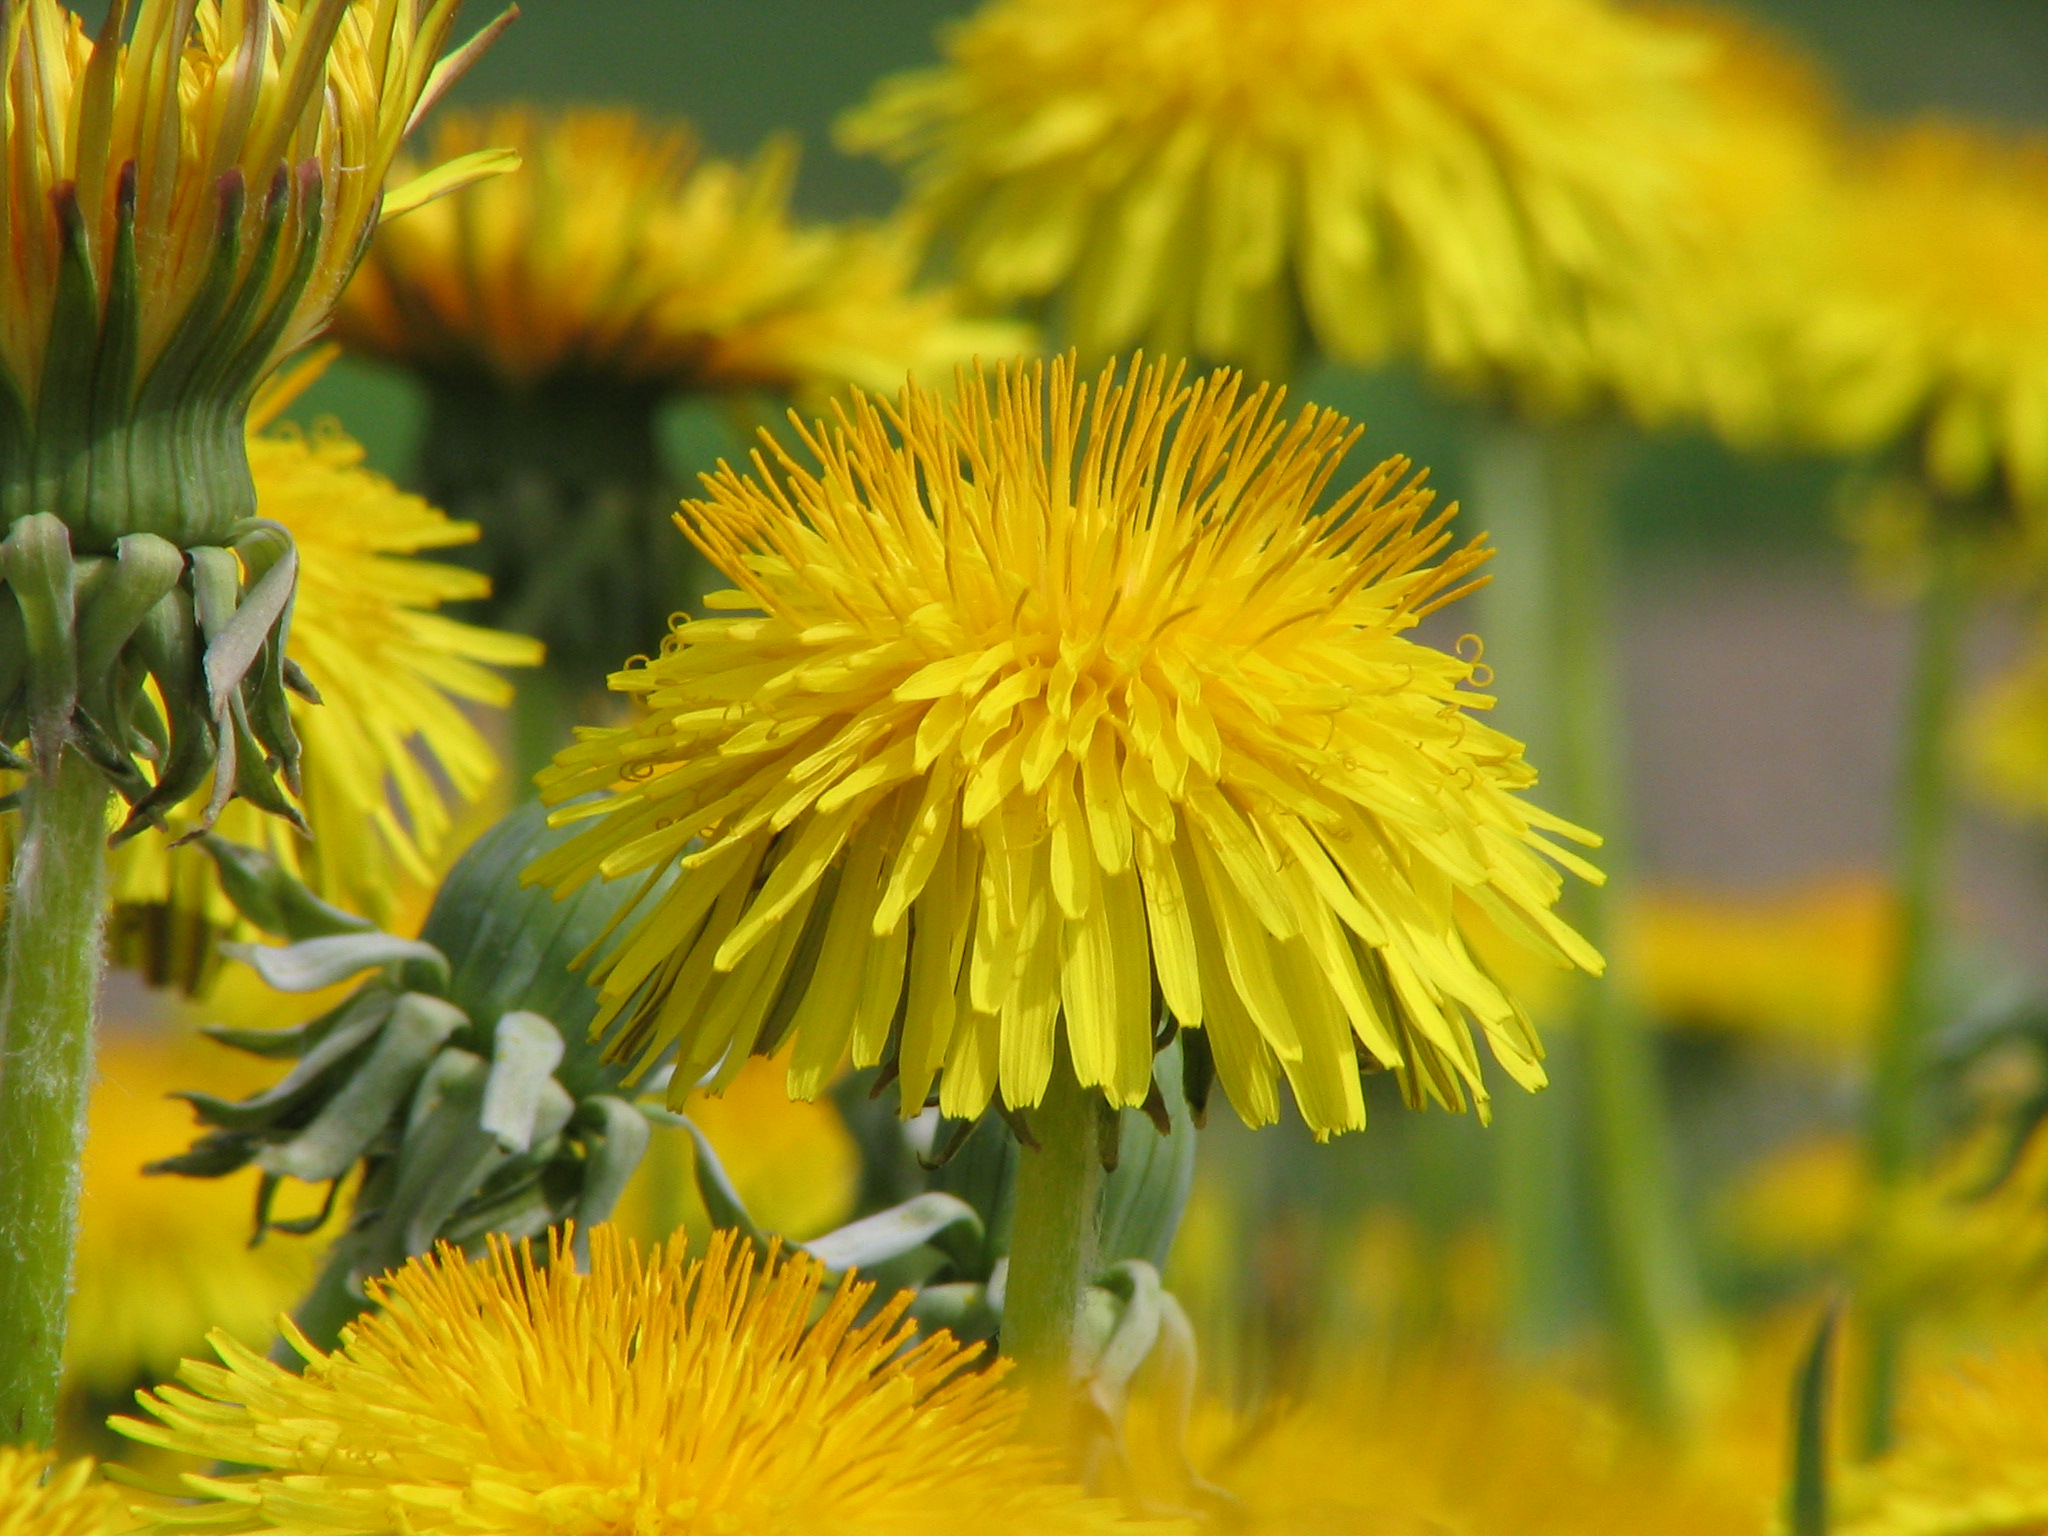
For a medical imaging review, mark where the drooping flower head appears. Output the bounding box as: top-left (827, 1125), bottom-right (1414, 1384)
top-left (0, 0), bottom-right (506, 828)
top-left (0, 1450), bottom-right (125, 1536)
top-left (530, 356), bottom-right (1600, 1140)
top-left (117, 1226), bottom-right (1173, 1536)
top-left (841, 0), bottom-right (1702, 407)
top-left (332, 106), bottom-right (1027, 681)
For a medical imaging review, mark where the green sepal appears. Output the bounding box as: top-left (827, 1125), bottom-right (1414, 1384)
top-left (906, 1281), bottom-right (1000, 1343)
top-left (179, 986), bottom-right (394, 1130)
top-left (257, 992), bottom-right (468, 1184)
top-left (73, 533), bottom-right (183, 771)
top-left (570, 1095), bottom-right (651, 1227)
top-left (195, 832), bottom-right (376, 941)
top-left (145, 1129), bottom-right (259, 1180)
top-left (82, 163), bottom-right (142, 529)
top-left (1099, 1037), bottom-right (1199, 1271)
top-left (228, 518), bottom-right (303, 791)
top-left (30, 185), bottom-right (102, 526)
top-left (3, 514), bottom-right (79, 778)
top-left (1180, 1024), bottom-right (1216, 1129)
top-left (680, 1116), bottom-right (766, 1247)
top-left (116, 583), bottom-right (215, 838)
top-left (225, 930), bottom-right (451, 996)
top-left (803, 1191), bottom-right (986, 1277)
top-left (1787, 1300), bottom-right (1841, 1536)
top-left (479, 1011), bottom-right (569, 1154)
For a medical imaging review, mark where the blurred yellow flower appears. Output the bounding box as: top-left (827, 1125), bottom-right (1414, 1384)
top-left (0, 1450), bottom-right (125, 1536)
top-left (842, 0), bottom-right (1703, 407)
top-left (64, 1031), bottom-right (333, 1399)
top-left (613, 1053), bottom-right (859, 1245)
top-left (118, 1226), bottom-right (1178, 1536)
top-left (1967, 623), bottom-right (2048, 823)
top-left (1842, 1345), bottom-right (2048, 1536)
top-left (530, 356), bottom-right (1600, 1139)
top-left (1800, 123), bottom-right (2048, 514)
top-left (1627, 879), bottom-right (1893, 1054)
top-left (336, 107), bottom-right (1023, 404)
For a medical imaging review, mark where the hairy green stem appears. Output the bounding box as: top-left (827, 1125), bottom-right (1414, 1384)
top-left (1858, 532), bottom-right (1969, 1456)
top-left (0, 748), bottom-right (111, 1445)
top-left (1002, 1046), bottom-right (1103, 1432)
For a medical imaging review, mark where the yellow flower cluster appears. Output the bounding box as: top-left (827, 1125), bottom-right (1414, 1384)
top-left (118, 1226), bottom-right (1175, 1536)
top-left (0, 1450), bottom-right (124, 1536)
top-left (532, 356), bottom-right (1599, 1139)
top-left (336, 107), bottom-right (1023, 404)
top-left (842, 0), bottom-right (1703, 409)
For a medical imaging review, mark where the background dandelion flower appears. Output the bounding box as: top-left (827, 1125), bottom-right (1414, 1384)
top-left (0, 1450), bottom-right (124, 1536)
top-left (117, 1226), bottom-right (1173, 1536)
top-left (842, 0), bottom-right (1703, 404)
top-left (530, 355), bottom-right (1601, 1140)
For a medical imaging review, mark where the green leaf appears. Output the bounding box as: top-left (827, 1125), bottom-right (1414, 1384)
top-left (1787, 1300), bottom-right (1842, 1536)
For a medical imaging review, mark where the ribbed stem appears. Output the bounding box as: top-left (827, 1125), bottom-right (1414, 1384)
top-left (1002, 1045), bottom-right (1103, 1435)
top-left (0, 749), bottom-right (110, 1445)
top-left (1858, 531), bottom-right (1969, 1456)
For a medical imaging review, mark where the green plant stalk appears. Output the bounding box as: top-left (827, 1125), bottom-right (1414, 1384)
top-left (1858, 532), bottom-right (1969, 1457)
top-left (1551, 427), bottom-right (1702, 1432)
top-left (1002, 1046), bottom-right (1103, 1429)
top-left (0, 748), bottom-right (111, 1445)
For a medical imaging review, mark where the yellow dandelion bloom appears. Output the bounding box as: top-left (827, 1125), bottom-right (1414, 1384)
top-left (841, 0), bottom-right (1701, 404)
top-left (87, 360), bottom-right (541, 981)
top-left (1968, 622), bottom-right (2048, 822)
top-left (0, 1450), bottom-right (125, 1536)
top-left (1841, 1346), bottom-right (2048, 1536)
top-left (117, 1226), bottom-right (1175, 1536)
top-left (64, 1030), bottom-right (332, 1399)
top-left (530, 356), bottom-right (1600, 1140)
top-left (1800, 123), bottom-right (2048, 513)
top-left (0, 0), bottom-right (501, 543)
top-left (336, 106), bottom-right (1021, 403)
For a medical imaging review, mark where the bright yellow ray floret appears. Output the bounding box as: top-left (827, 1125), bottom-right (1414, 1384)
top-left (0, 1449), bottom-right (125, 1536)
top-left (116, 1226), bottom-right (1177, 1536)
top-left (335, 106), bottom-right (1024, 403)
top-left (841, 0), bottom-right (1702, 407)
top-left (530, 355), bottom-right (1601, 1139)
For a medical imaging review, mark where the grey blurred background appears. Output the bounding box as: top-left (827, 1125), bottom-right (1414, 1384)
top-left (302, 0), bottom-right (2048, 974)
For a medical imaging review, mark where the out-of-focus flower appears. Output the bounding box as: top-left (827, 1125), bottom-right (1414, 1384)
top-left (842, 0), bottom-right (1703, 409)
top-left (1799, 124), bottom-right (2048, 519)
top-left (1967, 620), bottom-right (2048, 823)
top-left (0, 0), bottom-right (508, 819)
top-left (1627, 879), bottom-right (1893, 1055)
top-left (339, 107), bottom-right (1022, 403)
top-left (529, 355), bottom-right (1600, 1140)
top-left (0, 1449), bottom-right (125, 1536)
top-left (117, 1226), bottom-right (1178, 1536)
top-left (1841, 1345), bottom-right (2048, 1536)
top-left (614, 1053), bottom-right (860, 1245)
top-left (64, 1031), bottom-right (333, 1399)
top-left (334, 107), bottom-right (1029, 683)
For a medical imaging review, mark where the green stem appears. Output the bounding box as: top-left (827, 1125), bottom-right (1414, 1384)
top-left (1858, 531), bottom-right (1969, 1456)
top-left (0, 748), bottom-right (110, 1445)
top-left (1002, 1046), bottom-right (1103, 1426)
top-left (1549, 427), bottom-right (1701, 1434)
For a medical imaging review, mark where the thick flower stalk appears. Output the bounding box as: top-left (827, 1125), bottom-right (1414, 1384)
top-left (530, 354), bottom-right (1600, 1387)
top-left (333, 105), bottom-right (1024, 696)
top-left (0, 0), bottom-right (502, 1449)
top-left (116, 1225), bottom-right (1172, 1536)
top-left (841, 0), bottom-right (1701, 409)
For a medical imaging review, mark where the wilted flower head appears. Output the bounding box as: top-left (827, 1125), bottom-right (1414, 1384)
top-left (530, 355), bottom-right (1600, 1141)
top-left (336, 106), bottom-right (1023, 403)
top-left (117, 1226), bottom-right (1174, 1536)
top-left (842, 0), bottom-right (1702, 405)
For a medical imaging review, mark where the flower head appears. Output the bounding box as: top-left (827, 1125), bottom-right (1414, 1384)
top-left (1800, 123), bottom-right (2048, 514)
top-left (0, 1450), bottom-right (125, 1536)
top-left (117, 1225), bottom-right (1170, 1536)
top-left (64, 1029), bottom-right (331, 1396)
top-left (530, 356), bottom-right (1599, 1140)
top-left (842, 0), bottom-right (1701, 405)
top-left (336, 106), bottom-right (1021, 403)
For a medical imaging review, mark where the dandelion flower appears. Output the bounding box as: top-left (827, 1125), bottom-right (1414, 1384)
top-left (530, 355), bottom-right (1600, 1140)
top-left (117, 1226), bottom-right (1172, 1536)
top-left (1841, 1346), bottom-right (2048, 1536)
top-left (64, 1031), bottom-right (332, 1398)
top-left (0, 0), bottom-right (506, 818)
top-left (0, 1450), bottom-right (124, 1536)
top-left (1800, 123), bottom-right (2048, 515)
top-left (842, 0), bottom-right (1701, 405)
